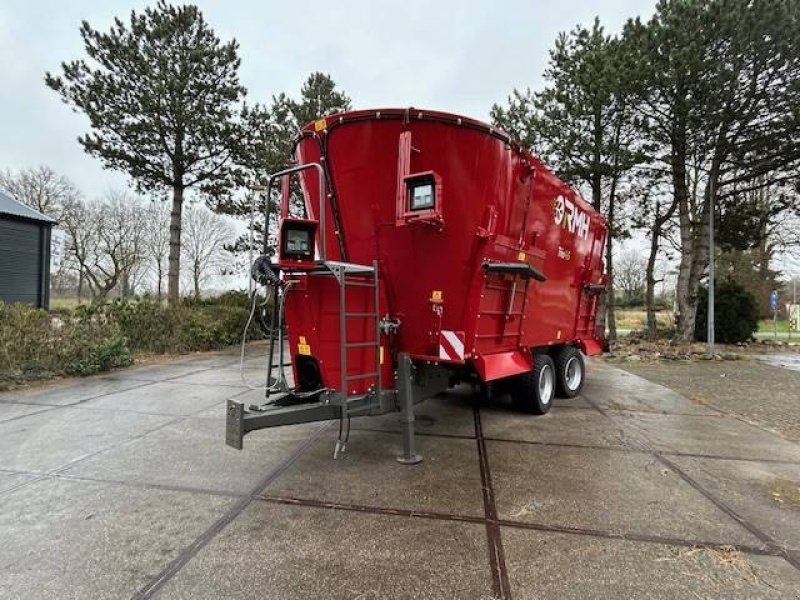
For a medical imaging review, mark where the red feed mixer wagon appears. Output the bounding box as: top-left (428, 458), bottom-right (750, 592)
top-left (228, 108), bottom-right (607, 462)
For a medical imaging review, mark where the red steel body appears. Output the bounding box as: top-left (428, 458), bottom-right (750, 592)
top-left (281, 108), bottom-right (607, 395)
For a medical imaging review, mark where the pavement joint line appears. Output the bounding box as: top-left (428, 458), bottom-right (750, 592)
top-left (51, 472), bottom-right (244, 499)
top-left (353, 426), bottom-right (476, 440)
top-left (482, 436), bottom-right (800, 465)
top-left (0, 405), bottom-right (59, 424)
top-left (612, 364), bottom-right (800, 447)
top-left (605, 409), bottom-right (726, 418)
top-left (657, 450), bottom-right (800, 466)
top-left (252, 493), bottom-right (783, 557)
top-left (0, 415), bottom-right (184, 493)
top-left (0, 378), bottom-right (157, 410)
top-left (655, 453), bottom-right (800, 572)
top-left (143, 380), bottom-right (253, 390)
top-left (106, 364), bottom-right (218, 386)
top-left (580, 392), bottom-right (611, 418)
top-left (0, 474), bottom-right (50, 496)
top-left (492, 518), bottom-right (780, 557)
top-left (474, 406), bottom-right (512, 600)
top-left (353, 420), bottom-right (800, 466)
top-left (48, 416), bottom-right (186, 479)
top-left (483, 436), bottom-right (645, 454)
top-left (66, 404), bottom-right (193, 418)
top-left (4, 462), bottom-right (790, 562)
top-left (580, 384), bottom-right (800, 569)
top-left (2, 383), bottom-right (254, 422)
top-left (255, 493), bottom-right (487, 526)
top-left (130, 422), bottom-right (331, 600)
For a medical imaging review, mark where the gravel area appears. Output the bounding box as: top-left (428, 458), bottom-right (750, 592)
top-left (616, 358), bottom-right (800, 442)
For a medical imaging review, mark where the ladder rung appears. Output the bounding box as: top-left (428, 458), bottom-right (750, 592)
top-left (345, 372), bottom-right (379, 381)
top-left (344, 341), bottom-right (377, 348)
top-left (343, 280), bottom-right (376, 288)
top-left (345, 312), bottom-right (378, 318)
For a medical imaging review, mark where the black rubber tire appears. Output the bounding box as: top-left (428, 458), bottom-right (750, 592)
top-left (509, 354), bottom-right (555, 415)
top-left (554, 346), bottom-right (585, 398)
top-left (476, 380), bottom-right (494, 404)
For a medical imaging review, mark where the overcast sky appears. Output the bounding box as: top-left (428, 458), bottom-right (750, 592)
top-left (0, 0), bottom-right (657, 199)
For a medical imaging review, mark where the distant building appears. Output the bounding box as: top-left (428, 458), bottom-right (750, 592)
top-left (0, 190), bottom-right (56, 309)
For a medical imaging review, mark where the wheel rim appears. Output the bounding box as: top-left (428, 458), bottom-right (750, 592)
top-left (565, 356), bottom-right (582, 391)
top-left (538, 364), bottom-right (554, 404)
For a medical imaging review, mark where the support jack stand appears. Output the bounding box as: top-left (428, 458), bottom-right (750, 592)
top-left (396, 353), bottom-right (423, 465)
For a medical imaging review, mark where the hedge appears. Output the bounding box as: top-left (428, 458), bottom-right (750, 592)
top-left (0, 292), bottom-right (268, 390)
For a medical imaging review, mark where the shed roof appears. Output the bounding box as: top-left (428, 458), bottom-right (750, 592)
top-left (0, 190), bottom-right (56, 224)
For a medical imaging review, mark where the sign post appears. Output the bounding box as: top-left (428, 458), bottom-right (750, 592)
top-left (770, 290), bottom-right (779, 340)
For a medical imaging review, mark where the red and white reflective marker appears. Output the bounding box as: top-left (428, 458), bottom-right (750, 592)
top-left (439, 330), bottom-right (465, 362)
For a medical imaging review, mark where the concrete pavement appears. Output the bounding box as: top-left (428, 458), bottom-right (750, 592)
top-left (1, 351), bottom-right (799, 599)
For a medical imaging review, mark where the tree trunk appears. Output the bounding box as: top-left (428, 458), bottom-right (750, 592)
top-left (77, 271), bottom-right (84, 303)
top-left (645, 225), bottom-right (660, 341)
top-left (591, 110), bottom-right (602, 212)
top-left (156, 259), bottom-right (163, 300)
top-left (603, 229), bottom-right (617, 342)
top-left (671, 115), bottom-right (696, 343)
top-left (193, 259), bottom-right (201, 300)
top-left (167, 186), bottom-right (184, 305)
top-left (121, 270), bottom-right (131, 298)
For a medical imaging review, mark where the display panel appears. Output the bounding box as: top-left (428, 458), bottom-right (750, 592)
top-left (284, 228), bottom-right (311, 255)
top-left (409, 182), bottom-right (435, 210)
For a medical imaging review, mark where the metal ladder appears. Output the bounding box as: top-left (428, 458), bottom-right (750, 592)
top-left (323, 260), bottom-right (382, 414)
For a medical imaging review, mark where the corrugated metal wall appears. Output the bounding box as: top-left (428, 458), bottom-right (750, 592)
top-left (0, 217), bottom-right (48, 307)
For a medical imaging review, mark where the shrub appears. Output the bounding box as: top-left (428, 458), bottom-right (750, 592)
top-left (0, 302), bottom-right (132, 389)
top-left (103, 298), bottom-right (184, 354)
top-left (103, 294), bottom-right (268, 354)
top-left (694, 281), bottom-right (759, 344)
top-left (0, 293), bottom-right (267, 389)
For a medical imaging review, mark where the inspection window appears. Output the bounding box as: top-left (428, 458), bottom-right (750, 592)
top-left (279, 219), bottom-right (318, 267)
top-left (284, 228), bottom-right (312, 255)
top-left (399, 171), bottom-right (443, 227)
top-left (409, 179), bottom-right (435, 210)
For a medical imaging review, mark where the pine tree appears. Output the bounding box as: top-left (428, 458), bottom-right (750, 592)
top-left (492, 19), bottom-right (643, 340)
top-left (221, 73), bottom-right (351, 256)
top-left (45, 2), bottom-right (245, 303)
top-left (622, 0), bottom-right (800, 342)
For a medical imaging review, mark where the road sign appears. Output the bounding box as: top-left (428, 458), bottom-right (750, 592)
top-left (769, 290), bottom-right (779, 311)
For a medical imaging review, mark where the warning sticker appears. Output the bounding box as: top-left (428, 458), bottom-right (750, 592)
top-left (297, 336), bottom-right (311, 356)
top-left (314, 118), bottom-right (327, 132)
top-left (431, 290), bottom-right (443, 302)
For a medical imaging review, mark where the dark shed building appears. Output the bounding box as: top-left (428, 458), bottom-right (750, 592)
top-left (0, 190), bottom-right (55, 309)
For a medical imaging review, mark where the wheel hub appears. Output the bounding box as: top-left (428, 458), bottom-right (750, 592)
top-left (539, 364), bottom-right (554, 404)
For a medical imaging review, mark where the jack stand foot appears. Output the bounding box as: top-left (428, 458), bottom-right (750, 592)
top-left (396, 453), bottom-right (423, 465)
top-left (333, 440), bottom-right (347, 459)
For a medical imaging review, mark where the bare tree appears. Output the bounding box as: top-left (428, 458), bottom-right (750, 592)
top-left (0, 165), bottom-right (79, 220)
top-left (615, 249), bottom-right (647, 305)
top-left (73, 191), bottom-right (147, 300)
top-left (181, 205), bottom-right (232, 299)
top-left (59, 197), bottom-right (98, 302)
top-left (143, 200), bottom-right (172, 300)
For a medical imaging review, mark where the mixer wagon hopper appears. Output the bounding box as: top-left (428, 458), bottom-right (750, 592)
top-left (227, 108), bottom-right (608, 462)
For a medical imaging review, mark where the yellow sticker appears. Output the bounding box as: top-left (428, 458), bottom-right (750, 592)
top-left (379, 346), bottom-right (384, 365)
top-left (517, 251), bottom-right (526, 261)
top-left (431, 290), bottom-right (443, 302)
top-left (298, 343), bottom-right (311, 356)
top-left (299, 336), bottom-right (307, 344)
top-left (314, 118), bottom-right (327, 132)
